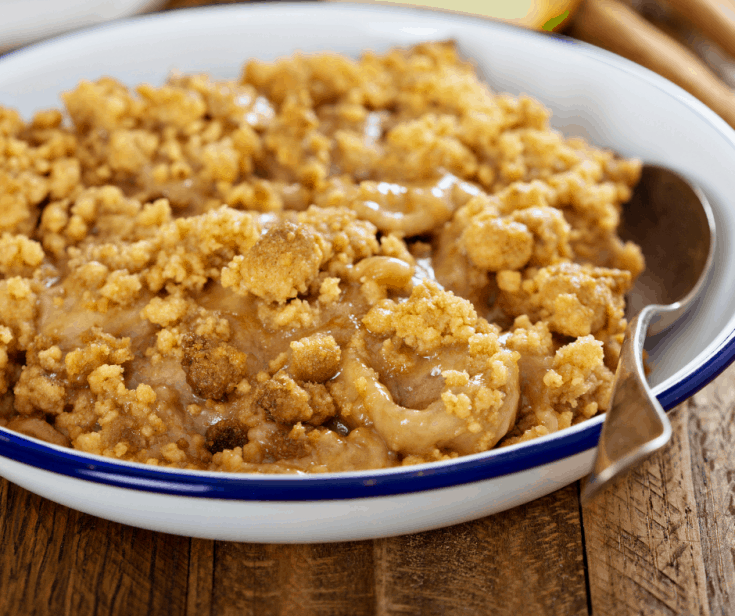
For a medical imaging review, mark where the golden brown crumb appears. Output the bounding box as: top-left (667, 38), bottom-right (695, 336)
top-left (256, 370), bottom-right (337, 426)
top-left (181, 335), bottom-right (248, 400)
top-left (289, 333), bottom-right (341, 383)
top-left (222, 221), bottom-right (326, 303)
top-left (205, 418), bottom-right (249, 454)
top-left (363, 280), bottom-right (488, 354)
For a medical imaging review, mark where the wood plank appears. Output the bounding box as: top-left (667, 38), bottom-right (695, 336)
top-left (212, 541), bottom-right (376, 616)
top-left (687, 363), bottom-right (735, 613)
top-left (0, 479), bottom-right (190, 616)
top-left (583, 403), bottom-right (710, 615)
top-left (0, 478), bottom-right (78, 615)
top-left (372, 483), bottom-right (587, 616)
top-left (187, 539), bottom-right (215, 616)
top-left (69, 521), bottom-right (190, 616)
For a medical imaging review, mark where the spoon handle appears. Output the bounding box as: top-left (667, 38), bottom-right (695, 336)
top-left (580, 305), bottom-right (673, 502)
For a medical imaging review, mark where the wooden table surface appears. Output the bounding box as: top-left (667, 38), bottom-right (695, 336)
top-left (2, 1), bottom-right (735, 614)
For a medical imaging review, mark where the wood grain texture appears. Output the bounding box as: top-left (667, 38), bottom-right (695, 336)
top-left (687, 363), bottom-right (735, 613)
top-left (582, 362), bottom-right (735, 616)
top-left (0, 479), bottom-right (190, 616)
top-left (582, 403), bottom-right (711, 615)
top-left (187, 539), bottom-right (215, 616)
top-left (205, 484), bottom-right (586, 616)
top-left (211, 541), bottom-right (376, 616)
top-left (371, 483), bottom-right (587, 616)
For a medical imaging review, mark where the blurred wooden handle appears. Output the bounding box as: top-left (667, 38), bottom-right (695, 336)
top-left (665, 0), bottom-right (735, 62)
top-left (568, 0), bottom-right (735, 129)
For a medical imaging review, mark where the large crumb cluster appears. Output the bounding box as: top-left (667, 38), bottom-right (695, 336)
top-left (0, 42), bottom-right (643, 472)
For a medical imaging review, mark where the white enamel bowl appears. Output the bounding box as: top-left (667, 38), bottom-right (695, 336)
top-left (1, 3), bottom-right (734, 543)
top-left (0, 0), bottom-right (164, 50)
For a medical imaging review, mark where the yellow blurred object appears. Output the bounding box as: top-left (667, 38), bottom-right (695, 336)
top-left (508, 0), bottom-right (583, 30)
top-left (375, 0), bottom-right (582, 30)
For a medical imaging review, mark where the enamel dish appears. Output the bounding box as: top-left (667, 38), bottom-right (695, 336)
top-left (0, 0), bottom-right (163, 50)
top-left (1, 3), bottom-right (734, 543)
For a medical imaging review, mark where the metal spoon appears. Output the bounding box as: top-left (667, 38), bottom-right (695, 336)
top-left (580, 164), bottom-right (716, 502)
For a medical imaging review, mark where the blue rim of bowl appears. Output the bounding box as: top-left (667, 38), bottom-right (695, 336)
top-left (1, 3), bottom-right (735, 501)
